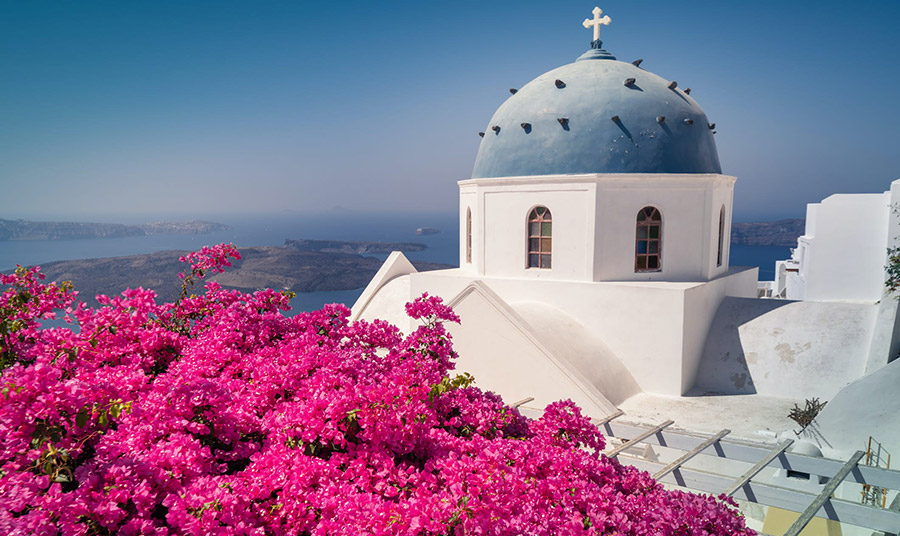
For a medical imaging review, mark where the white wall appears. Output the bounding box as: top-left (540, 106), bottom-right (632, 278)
top-left (482, 186), bottom-right (594, 281)
top-left (446, 284), bottom-right (619, 416)
top-left (408, 268), bottom-right (756, 396)
top-left (681, 267), bottom-right (758, 393)
top-left (695, 298), bottom-right (875, 399)
top-left (459, 189), bottom-right (477, 272)
top-left (593, 174), bottom-right (736, 282)
top-left (703, 181), bottom-right (735, 279)
top-left (458, 173), bottom-right (736, 284)
top-left (782, 184), bottom-right (900, 303)
top-left (803, 192), bottom-right (891, 302)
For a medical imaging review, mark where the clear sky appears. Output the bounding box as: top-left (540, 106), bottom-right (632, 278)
top-left (1, 0), bottom-right (898, 222)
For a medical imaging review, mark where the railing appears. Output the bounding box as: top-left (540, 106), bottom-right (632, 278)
top-left (757, 280), bottom-right (787, 299)
top-left (861, 436), bottom-right (892, 509)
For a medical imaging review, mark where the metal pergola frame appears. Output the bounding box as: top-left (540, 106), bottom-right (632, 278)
top-left (585, 409), bottom-right (900, 534)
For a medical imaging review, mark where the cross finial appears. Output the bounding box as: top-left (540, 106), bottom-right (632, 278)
top-left (583, 7), bottom-right (611, 42)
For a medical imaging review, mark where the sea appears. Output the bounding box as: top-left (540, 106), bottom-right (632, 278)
top-left (0, 212), bottom-right (788, 313)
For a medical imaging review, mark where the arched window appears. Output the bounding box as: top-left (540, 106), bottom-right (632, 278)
top-left (527, 206), bottom-right (552, 269)
top-left (717, 205), bottom-right (725, 267)
top-left (466, 207), bottom-right (472, 264)
top-left (635, 206), bottom-right (662, 272)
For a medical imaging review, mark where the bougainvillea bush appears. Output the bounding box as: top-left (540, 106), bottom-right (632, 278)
top-left (0, 244), bottom-right (754, 535)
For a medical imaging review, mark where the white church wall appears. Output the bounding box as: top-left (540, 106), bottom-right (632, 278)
top-left (459, 189), bottom-right (477, 272)
top-left (350, 251), bottom-right (418, 325)
top-left (358, 253), bottom-right (757, 402)
top-left (724, 267), bottom-right (759, 299)
top-left (481, 185), bottom-right (594, 281)
top-left (444, 282), bottom-right (618, 416)
top-left (701, 180), bottom-right (735, 280)
top-left (460, 174), bottom-right (735, 285)
top-left (478, 278), bottom-right (687, 395)
top-left (593, 174), bottom-right (735, 282)
top-left (410, 269), bottom-right (753, 396)
top-left (353, 274), bottom-right (414, 332)
top-left (408, 270), bottom-right (687, 394)
top-left (513, 301), bottom-right (642, 405)
top-left (681, 269), bottom-right (757, 394)
top-left (597, 185), bottom-right (705, 281)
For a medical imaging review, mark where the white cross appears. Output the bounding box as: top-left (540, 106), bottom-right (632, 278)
top-left (583, 7), bottom-right (611, 41)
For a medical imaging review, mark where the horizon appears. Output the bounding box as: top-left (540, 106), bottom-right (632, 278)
top-left (0, 208), bottom-right (811, 226)
top-left (2, 1), bottom-right (898, 223)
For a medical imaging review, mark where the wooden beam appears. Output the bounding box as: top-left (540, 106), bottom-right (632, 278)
top-left (602, 421), bottom-right (900, 490)
top-left (783, 450), bottom-right (866, 536)
top-left (606, 420), bottom-right (674, 459)
top-left (621, 454), bottom-right (900, 533)
top-left (723, 439), bottom-right (794, 497)
top-left (653, 429), bottom-right (730, 480)
top-left (510, 397), bottom-right (534, 408)
top-left (592, 409), bottom-right (624, 427)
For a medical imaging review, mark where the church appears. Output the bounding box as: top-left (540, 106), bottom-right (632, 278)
top-left (352, 8), bottom-right (900, 533)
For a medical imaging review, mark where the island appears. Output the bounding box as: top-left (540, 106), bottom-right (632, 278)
top-left (28, 239), bottom-right (453, 305)
top-left (283, 239), bottom-right (426, 255)
top-left (138, 221), bottom-right (232, 235)
top-left (0, 219), bottom-right (232, 241)
top-left (730, 218), bottom-right (804, 247)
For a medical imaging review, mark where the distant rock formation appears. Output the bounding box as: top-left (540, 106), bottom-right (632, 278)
top-left (0, 219), bottom-right (231, 241)
top-left (28, 241), bottom-right (452, 305)
top-left (283, 239), bottom-right (426, 255)
top-left (731, 218), bottom-right (805, 247)
top-left (0, 219), bottom-right (144, 241)
top-left (138, 220), bottom-right (232, 235)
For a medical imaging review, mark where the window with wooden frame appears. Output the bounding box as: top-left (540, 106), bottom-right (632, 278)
top-left (466, 207), bottom-right (472, 264)
top-left (635, 206), bottom-right (662, 272)
top-left (717, 205), bottom-right (725, 267)
top-left (527, 206), bottom-right (552, 269)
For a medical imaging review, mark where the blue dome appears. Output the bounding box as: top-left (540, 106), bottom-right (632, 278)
top-left (472, 45), bottom-right (721, 178)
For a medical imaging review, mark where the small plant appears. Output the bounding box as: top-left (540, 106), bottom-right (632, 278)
top-left (884, 203), bottom-right (900, 295)
top-left (885, 246), bottom-right (900, 294)
top-left (788, 397), bottom-right (827, 434)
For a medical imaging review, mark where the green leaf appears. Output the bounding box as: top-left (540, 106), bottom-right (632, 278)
top-left (75, 406), bottom-right (89, 428)
top-left (98, 411), bottom-right (108, 427)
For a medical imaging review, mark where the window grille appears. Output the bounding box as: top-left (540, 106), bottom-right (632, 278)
top-left (717, 206), bottom-right (725, 267)
top-left (635, 206), bottom-right (662, 272)
top-left (527, 206), bottom-right (552, 269)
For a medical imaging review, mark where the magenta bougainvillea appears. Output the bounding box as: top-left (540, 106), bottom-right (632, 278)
top-left (0, 244), bottom-right (754, 535)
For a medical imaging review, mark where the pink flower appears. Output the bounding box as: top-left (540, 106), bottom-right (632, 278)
top-left (0, 249), bottom-right (754, 535)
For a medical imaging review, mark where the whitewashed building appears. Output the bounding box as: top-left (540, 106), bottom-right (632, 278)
top-left (352, 9), bottom-right (900, 534)
top-left (774, 182), bottom-right (900, 302)
top-left (354, 14), bottom-right (759, 413)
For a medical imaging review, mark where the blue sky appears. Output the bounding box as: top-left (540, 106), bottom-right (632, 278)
top-left (1, 0), bottom-right (898, 222)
